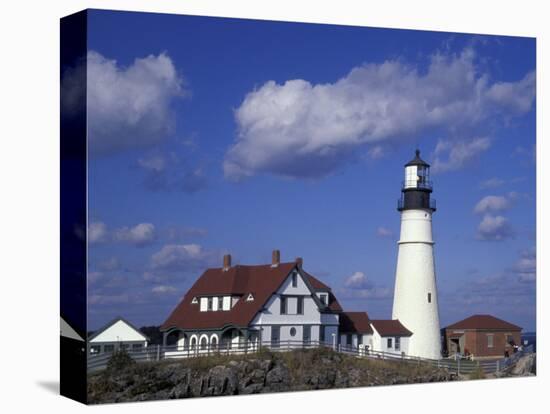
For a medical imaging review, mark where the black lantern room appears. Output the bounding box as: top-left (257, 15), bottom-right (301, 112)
top-left (397, 149), bottom-right (436, 212)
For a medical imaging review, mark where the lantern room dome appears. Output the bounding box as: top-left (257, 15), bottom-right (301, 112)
top-left (404, 149), bottom-right (430, 168)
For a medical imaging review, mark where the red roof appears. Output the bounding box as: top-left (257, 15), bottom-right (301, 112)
top-left (303, 271), bottom-right (331, 290)
top-left (444, 314), bottom-right (522, 331)
top-left (370, 320), bottom-right (412, 337)
top-left (161, 262), bottom-right (340, 331)
top-left (339, 312), bottom-right (373, 334)
top-left (303, 271), bottom-right (343, 312)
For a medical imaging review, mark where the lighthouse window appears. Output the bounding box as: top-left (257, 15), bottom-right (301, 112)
top-left (428, 293), bottom-right (432, 303)
top-left (387, 338), bottom-right (393, 348)
top-left (395, 337), bottom-right (401, 351)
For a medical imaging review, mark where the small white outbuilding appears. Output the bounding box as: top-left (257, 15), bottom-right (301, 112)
top-left (88, 317), bottom-right (148, 355)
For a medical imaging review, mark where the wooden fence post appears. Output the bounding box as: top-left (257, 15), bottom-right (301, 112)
top-left (156, 344), bottom-right (160, 361)
top-left (457, 358), bottom-right (461, 375)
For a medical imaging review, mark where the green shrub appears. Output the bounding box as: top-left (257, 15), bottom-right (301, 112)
top-left (106, 349), bottom-right (135, 373)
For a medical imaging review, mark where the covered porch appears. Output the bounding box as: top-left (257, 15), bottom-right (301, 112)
top-left (161, 325), bottom-right (260, 357)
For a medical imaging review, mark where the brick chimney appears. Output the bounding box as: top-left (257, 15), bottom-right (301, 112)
top-left (271, 249), bottom-right (280, 267)
top-left (223, 254), bottom-right (231, 271)
top-left (295, 257), bottom-right (303, 269)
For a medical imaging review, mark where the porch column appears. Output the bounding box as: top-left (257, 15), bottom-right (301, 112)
top-left (162, 331), bottom-right (168, 347)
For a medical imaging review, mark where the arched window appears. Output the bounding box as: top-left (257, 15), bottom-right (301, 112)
top-left (190, 336), bottom-right (197, 350)
top-left (200, 336), bottom-right (208, 350)
top-left (210, 335), bottom-right (218, 349)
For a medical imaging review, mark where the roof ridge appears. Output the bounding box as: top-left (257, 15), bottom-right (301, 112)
top-left (209, 261), bottom-right (296, 270)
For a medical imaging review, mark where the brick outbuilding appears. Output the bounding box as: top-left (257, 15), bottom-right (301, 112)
top-left (442, 314), bottom-right (522, 359)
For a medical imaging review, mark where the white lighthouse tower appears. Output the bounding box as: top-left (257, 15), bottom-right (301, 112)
top-left (392, 150), bottom-right (441, 360)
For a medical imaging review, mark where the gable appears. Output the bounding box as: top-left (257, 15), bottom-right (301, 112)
top-left (276, 268), bottom-right (314, 295)
top-left (90, 319), bottom-right (147, 343)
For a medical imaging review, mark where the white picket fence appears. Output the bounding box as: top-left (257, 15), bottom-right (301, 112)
top-left (87, 340), bottom-right (534, 376)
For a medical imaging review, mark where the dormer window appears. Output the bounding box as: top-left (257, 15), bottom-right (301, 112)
top-left (191, 297), bottom-right (198, 304)
top-left (246, 293), bottom-right (254, 302)
top-left (319, 293), bottom-right (328, 305)
top-left (207, 297), bottom-right (213, 311)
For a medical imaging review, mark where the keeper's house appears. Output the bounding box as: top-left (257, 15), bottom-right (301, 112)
top-left (161, 250), bottom-right (411, 356)
top-left (442, 314), bottom-right (522, 358)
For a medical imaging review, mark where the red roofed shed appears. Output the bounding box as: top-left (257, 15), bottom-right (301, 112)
top-left (442, 314), bottom-right (522, 358)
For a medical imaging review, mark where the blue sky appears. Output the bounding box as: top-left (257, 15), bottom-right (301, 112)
top-left (79, 10), bottom-right (536, 331)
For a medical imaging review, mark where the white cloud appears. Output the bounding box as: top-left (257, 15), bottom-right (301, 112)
top-left (514, 248), bottom-right (536, 283)
top-left (473, 193), bottom-right (520, 240)
top-left (376, 226), bottom-right (394, 238)
top-left (113, 223), bottom-right (156, 247)
top-left (97, 257), bottom-right (120, 271)
top-left (344, 271), bottom-right (371, 289)
top-left (89, 221), bottom-right (210, 248)
top-left (367, 145), bottom-right (385, 160)
top-left (476, 214), bottom-right (515, 241)
top-left (84, 51), bottom-right (185, 155)
top-left (88, 221), bottom-right (108, 244)
top-left (138, 154), bottom-right (167, 172)
top-left (339, 271), bottom-right (392, 300)
top-left (474, 195), bottom-right (511, 214)
top-left (138, 152), bottom-right (208, 193)
top-left (224, 48), bottom-right (534, 180)
top-left (479, 177), bottom-right (505, 189)
top-left (151, 285), bottom-right (178, 295)
top-left (486, 71), bottom-right (536, 114)
top-left (432, 137), bottom-right (491, 173)
top-left (89, 293), bottom-right (129, 305)
top-left (164, 226), bottom-right (208, 242)
top-left (151, 244), bottom-right (217, 271)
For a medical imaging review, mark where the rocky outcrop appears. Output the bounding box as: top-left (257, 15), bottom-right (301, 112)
top-left (495, 353), bottom-right (536, 378)
top-left (87, 349), bottom-right (457, 404)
